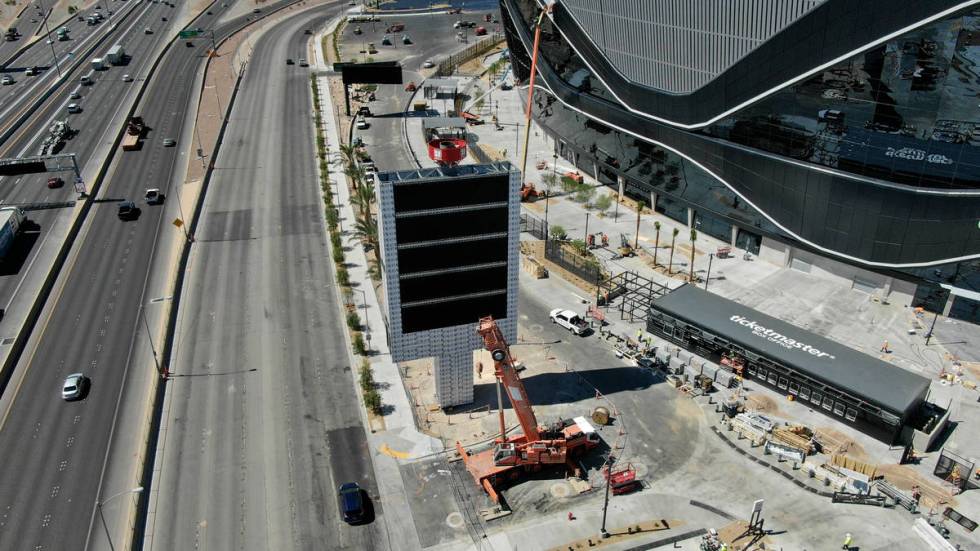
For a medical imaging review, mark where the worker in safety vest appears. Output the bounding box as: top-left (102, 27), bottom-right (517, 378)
top-left (842, 532), bottom-right (853, 549)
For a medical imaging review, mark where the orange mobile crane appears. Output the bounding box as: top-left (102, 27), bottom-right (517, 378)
top-left (456, 316), bottom-right (600, 503)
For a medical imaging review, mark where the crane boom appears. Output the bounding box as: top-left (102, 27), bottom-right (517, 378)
top-left (478, 316), bottom-right (541, 443)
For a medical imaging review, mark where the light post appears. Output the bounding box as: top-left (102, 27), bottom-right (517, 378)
top-left (545, 152), bottom-right (556, 235)
top-left (38, 0), bottom-right (63, 77)
top-left (353, 287), bottom-right (371, 353)
top-left (96, 486), bottom-right (143, 551)
top-left (704, 252), bottom-right (714, 291)
top-left (924, 310), bottom-right (940, 346)
top-left (138, 303), bottom-right (167, 378)
top-left (600, 453), bottom-right (614, 538)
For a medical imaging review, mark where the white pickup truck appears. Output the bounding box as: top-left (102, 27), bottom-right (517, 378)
top-left (549, 308), bottom-right (590, 336)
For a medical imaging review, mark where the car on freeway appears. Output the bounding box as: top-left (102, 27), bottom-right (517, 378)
top-left (47, 177), bottom-right (64, 189)
top-left (356, 106), bottom-right (372, 117)
top-left (117, 200), bottom-right (139, 220)
top-left (66, 103), bottom-right (82, 113)
top-left (252, 8), bottom-right (260, 13)
top-left (286, 58), bottom-right (294, 65)
top-left (122, 74), bottom-right (133, 82)
top-left (62, 373), bottom-right (88, 400)
top-left (402, 34), bottom-right (412, 45)
top-left (304, 29), bottom-right (312, 35)
top-left (422, 59), bottom-right (434, 68)
top-left (144, 27), bottom-right (153, 34)
top-left (1, 75), bottom-right (13, 85)
top-left (25, 66), bottom-right (39, 76)
top-left (45, 38), bottom-right (53, 44)
top-left (162, 138), bottom-right (176, 147)
top-left (549, 308), bottom-right (590, 336)
top-left (144, 188), bottom-right (164, 204)
top-left (298, 58), bottom-right (308, 67)
top-left (356, 117), bottom-right (369, 130)
top-left (69, 90), bottom-right (81, 99)
top-left (338, 483), bottom-right (365, 524)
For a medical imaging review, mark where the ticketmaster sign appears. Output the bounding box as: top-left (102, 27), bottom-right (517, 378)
top-left (729, 315), bottom-right (835, 359)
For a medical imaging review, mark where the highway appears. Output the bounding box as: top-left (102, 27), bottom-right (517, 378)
top-left (0, 0), bottom-right (149, 138)
top-left (0, 0), bottom-right (178, 352)
top-left (0, 1), bottom-right (309, 548)
top-left (150, 5), bottom-right (386, 549)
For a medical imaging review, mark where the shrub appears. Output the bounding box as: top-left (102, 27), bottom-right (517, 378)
top-left (363, 389), bottom-right (382, 414)
top-left (330, 231), bottom-right (342, 250)
top-left (352, 331), bottom-right (366, 355)
top-left (325, 208), bottom-right (339, 229)
top-left (570, 239), bottom-right (587, 256)
top-left (549, 224), bottom-right (567, 241)
top-left (594, 194), bottom-right (613, 215)
top-left (337, 266), bottom-right (350, 287)
top-left (347, 311), bottom-right (361, 331)
top-left (332, 246), bottom-right (345, 264)
top-left (359, 358), bottom-right (373, 391)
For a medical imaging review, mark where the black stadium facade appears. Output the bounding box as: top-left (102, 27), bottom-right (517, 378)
top-left (501, 0), bottom-right (980, 321)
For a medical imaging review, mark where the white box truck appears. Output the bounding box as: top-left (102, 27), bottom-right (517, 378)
top-left (0, 207), bottom-right (25, 262)
top-left (106, 44), bottom-right (125, 65)
top-left (91, 57), bottom-right (106, 71)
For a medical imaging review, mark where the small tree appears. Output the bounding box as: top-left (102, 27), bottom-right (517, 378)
top-left (689, 229), bottom-right (698, 283)
top-left (594, 194), bottom-right (613, 216)
top-left (667, 227), bottom-right (680, 275)
top-left (337, 266), bottom-right (350, 287)
top-left (549, 224), bottom-right (567, 241)
top-left (570, 239), bottom-right (587, 256)
top-left (634, 200), bottom-right (645, 250)
top-left (352, 331), bottom-right (366, 355)
top-left (653, 221), bottom-right (662, 267)
top-left (347, 311), bottom-right (361, 331)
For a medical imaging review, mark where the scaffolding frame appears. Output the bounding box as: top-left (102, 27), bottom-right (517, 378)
top-left (595, 271), bottom-right (668, 323)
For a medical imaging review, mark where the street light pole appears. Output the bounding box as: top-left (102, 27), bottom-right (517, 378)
top-left (38, 0), bottom-right (63, 77)
top-left (354, 287), bottom-right (371, 354)
top-left (96, 486), bottom-right (144, 551)
top-left (138, 304), bottom-right (165, 378)
top-left (704, 252), bottom-right (714, 291)
top-left (925, 310), bottom-right (940, 346)
top-left (600, 453), bottom-right (614, 538)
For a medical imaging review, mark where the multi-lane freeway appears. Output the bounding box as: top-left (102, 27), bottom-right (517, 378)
top-left (0, 0), bottom-right (312, 548)
top-left (149, 6), bottom-right (385, 549)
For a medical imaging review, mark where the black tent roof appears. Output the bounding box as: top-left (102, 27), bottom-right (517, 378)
top-left (650, 285), bottom-right (930, 414)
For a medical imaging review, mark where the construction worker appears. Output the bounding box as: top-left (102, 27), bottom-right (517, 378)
top-left (842, 532), bottom-right (853, 549)
top-left (880, 340), bottom-right (890, 353)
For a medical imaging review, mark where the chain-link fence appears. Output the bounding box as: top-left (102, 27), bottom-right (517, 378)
top-left (545, 240), bottom-right (601, 284)
top-left (520, 212), bottom-right (547, 240)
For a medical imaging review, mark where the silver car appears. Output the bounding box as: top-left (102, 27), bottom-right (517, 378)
top-left (62, 373), bottom-right (88, 400)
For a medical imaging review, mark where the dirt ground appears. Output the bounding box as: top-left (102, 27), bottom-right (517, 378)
top-left (876, 464), bottom-right (957, 509)
top-left (521, 240), bottom-right (597, 295)
top-left (717, 520), bottom-right (774, 551)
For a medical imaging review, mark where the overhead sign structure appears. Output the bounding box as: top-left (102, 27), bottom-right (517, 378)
top-left (178, 29), bottom-right (200, 38)
top-left (335, 61), bottom-right (403, 85)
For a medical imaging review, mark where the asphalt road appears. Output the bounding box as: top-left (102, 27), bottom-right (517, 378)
top-left (151, 6), bottom-right (385, 549)
top-left (0, 1), bottom-right (310, 548)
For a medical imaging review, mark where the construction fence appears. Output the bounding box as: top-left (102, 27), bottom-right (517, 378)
top-left (519, 212), bottom-right (547, 240)
top-left (544, 240), bottom-right (601, 285)
top-left (435, 36), bottom-right (505, 77)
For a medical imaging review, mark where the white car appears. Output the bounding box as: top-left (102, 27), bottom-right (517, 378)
top-left (67, 103), bottom-right (82, 113)
top-left (422, 59), bottom-right (434, 68)
top-left (122, 74), bottom-right (133, 82)
top-left (144, 188), bottom-right (164, 204)
top-left (62, 373), bottom-right (88, 400)
top-left (1, 75), bottom-right (13, 85)
top-left (549, 308), bottom-right (589, 335)
top-left (356, 117), bottom-right (369, 129)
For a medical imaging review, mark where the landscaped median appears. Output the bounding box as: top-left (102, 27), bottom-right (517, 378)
top-left (310, 74), bottom-right (384, 422)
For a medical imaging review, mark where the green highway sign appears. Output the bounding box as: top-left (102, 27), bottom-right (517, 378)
top-left (178, 29), bottom-right (199, 38)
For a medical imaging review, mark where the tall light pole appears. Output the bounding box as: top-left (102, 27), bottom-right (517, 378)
top-left (600, 453), bottom-right (615, 538)
top-left (704, 252), bottom-right (714, 291)
top-left (38, 0), bottom-right (62, 76)
top-left (353, 287), bottom-right (371, 354)
top-left (96, 486), bottom-right (144, 551)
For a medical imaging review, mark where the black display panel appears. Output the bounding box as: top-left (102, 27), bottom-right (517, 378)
top-left (0, 161), bottom-right (47, 175)
top-left (393, 174), bottom-right (510, 211)
top-left (397, 237), bottom-right (508, 274)
top-left (400, 265), bottom-right (508, 304)
top-left (402, 293), bottom-right (507, 333)
top-left (395, 208), bottom-right (508, 243)
top-left (338, 61), bottom-right (403, 85)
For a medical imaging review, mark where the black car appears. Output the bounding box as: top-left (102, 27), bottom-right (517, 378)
top-left (338, 483), bottom-right (365, 524)
top-left (286, 58), bottom-right (294, 65)
top-left (356, 106), bottom-right (373, 117)
top-left (117, 201), bottom-right (139, 220)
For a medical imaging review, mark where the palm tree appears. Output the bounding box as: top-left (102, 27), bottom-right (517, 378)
top-left (350, 177), bottom-right (375, 221)
top-left (352, 213), bottom-right (378, 250)
top-left (689, 229), bottom-right (697, 283)
top-left (634, 200), bottom-right (645, 250)
top-left (338, 143), bottom-right (358, 171)
top-left (653, 221), bottom-right (661, 267)
top-left (345, 164), bottom-right (366, 191)
top-left (667, 227), bottom-right (679, 275)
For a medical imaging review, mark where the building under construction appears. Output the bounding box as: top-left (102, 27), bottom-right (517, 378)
top-left (647, 284), bottom-right (937, 444)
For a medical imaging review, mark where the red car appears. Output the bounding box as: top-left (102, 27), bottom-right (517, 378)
top-left (47, 177), bottom-right (64, 189)
top-left (475, 26), bottom-right (487, 36)
top-left (387, 23), bottom-right (404, 33)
